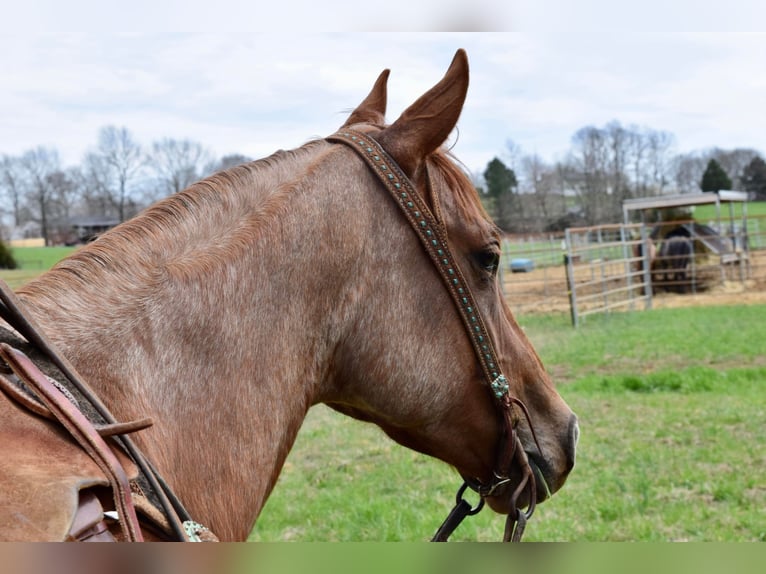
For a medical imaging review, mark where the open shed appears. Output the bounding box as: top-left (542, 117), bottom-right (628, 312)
top-left (623, 190), bottom-right (749, 229)
top-left (623, 190), bottom-right (749, 259)
top-left (623, 190), bottom-right (750, 291)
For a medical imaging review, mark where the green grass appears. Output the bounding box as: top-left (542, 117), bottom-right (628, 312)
top-left (517, 306), bottom-right (766, 382)
top-left (2, 246), bottom-right (764, 541)
top-left (251, 304), bottom-right (766, 541)
top-left (0, 247), bottom-right (76, 288)
top-left (10, 246), bottom-right (77, 270)
top-left (693, 200), bottom-right (766, 221)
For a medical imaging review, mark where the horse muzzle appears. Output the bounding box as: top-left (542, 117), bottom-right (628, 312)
top-left (467, 411), bottom-right (579, 514)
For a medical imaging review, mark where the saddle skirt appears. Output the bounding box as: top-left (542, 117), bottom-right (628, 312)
top-left (0, 386), bottom-right (135, 541)
top-left (0, 278), bottom-right (217, 542)
top-left (0, 342), bottom-right (216, 542)
top-left (0, 348), bottom-right (181, 541)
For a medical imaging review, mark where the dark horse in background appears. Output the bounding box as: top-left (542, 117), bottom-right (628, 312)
top-left (632, 227), bottom-right (694, 295)
top-left (0, 50), bottom-right (577, 541)
top-left (654, 231), bottom-right (693, 294)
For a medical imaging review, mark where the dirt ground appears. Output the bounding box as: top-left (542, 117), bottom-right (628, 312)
top-left (503, 249), bottom-right (766, 315)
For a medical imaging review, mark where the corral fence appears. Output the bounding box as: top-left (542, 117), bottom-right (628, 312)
top-left (563, 223), bottom-right (649, 326)
top-left (501, 214), bottom-right (766, 326)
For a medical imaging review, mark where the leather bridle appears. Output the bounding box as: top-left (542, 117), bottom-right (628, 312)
top-left (1, 129), bottom-right (539, 542)
top-left (327, 130), bottom-right (540, 542)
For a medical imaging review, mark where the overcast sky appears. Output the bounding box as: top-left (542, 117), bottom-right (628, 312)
top-left (2, 12), bottom-right (765, 178)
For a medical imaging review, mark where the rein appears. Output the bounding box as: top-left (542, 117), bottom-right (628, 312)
top-left (0, 278), bottom-right (199, 541)
top-left (327, 130), bottom-right (538, 542)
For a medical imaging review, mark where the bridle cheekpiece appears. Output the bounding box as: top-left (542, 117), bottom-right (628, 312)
top-left (327, 130), bottom-right (539, 542)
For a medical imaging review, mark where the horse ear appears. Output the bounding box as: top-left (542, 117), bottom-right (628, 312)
top-left (341, 69), bottom-right (390, 128)
top-left (376, 49), bottom-right (469, 179)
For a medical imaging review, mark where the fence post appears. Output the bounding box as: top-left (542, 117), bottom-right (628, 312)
top-left (499, 237), bottom-right (507, 298)
top-left (600, 255), bottom-right (608, 312)
top-left (620, 225), bottom-right (634, 310)
top-left (690, 237), bottom-right (697, 295)
top-left (641, 224), bottom-right (653, 311)
top-left (564, 228), bottom-right (579, 328)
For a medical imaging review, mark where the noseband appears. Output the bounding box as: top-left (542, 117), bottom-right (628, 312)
top-left (327, 130), bottom-right (539, 542)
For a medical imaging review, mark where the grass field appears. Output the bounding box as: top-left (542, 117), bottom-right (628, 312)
top-left (2, 248), bottom-right (764, 541)
top-left (250, 306), bottom-right (766, 541)
top-left (9, 246), bottom-right (77, 270)
top-left (1, 246), bottom-right (77, 289)
top-left (693, 200), bottom-right (766, 221)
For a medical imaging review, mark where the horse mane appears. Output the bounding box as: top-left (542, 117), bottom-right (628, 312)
top-left (20, 138), bottom-right (491, 310)
top-left (427, 149), bottom-right (497, 233)
top-left (20, 141), bottom-right (327, 301)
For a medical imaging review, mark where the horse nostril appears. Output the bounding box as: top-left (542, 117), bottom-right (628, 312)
top-left (566, 414), bottom-right (579, 471)
top-left (572, 415), bottom-right (580, 445)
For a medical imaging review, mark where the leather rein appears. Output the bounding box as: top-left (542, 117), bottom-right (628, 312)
top-left (0, 279), bottom-right (202, 542)
top-left (327, 130), bottom-right (539, 542)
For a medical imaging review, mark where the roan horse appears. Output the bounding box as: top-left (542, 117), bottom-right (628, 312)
top-left (0, 50), bottom-right (578, 542)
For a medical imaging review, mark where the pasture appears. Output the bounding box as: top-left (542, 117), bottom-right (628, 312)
top-left (10, 246), bottom-right (77, 270)
top-left (1, 246), bottom-right (77, 289)
top-left (2, 250), bottom-right (764, 541)
top-left (251, 306), bottom-right (765, 541)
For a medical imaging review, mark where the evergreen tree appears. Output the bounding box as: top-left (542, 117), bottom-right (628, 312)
top-left (700, 159), bottom-right (733, 192)
top-left (741, 156), bottom-right (766, 200)
top-left (0, 240), bottom-right (17, 270)
top-left (483, 157), bottom-right (518, 231)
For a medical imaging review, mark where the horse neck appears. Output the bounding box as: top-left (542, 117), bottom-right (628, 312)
top-left (15, 142), bottom-right (369, 540)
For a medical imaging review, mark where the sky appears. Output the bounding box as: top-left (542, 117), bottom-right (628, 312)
top-left (2, 4), bottom-right (766, 178)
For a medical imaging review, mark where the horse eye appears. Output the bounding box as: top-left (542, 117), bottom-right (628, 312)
top-left (474, 249), bottom-right (500, 275)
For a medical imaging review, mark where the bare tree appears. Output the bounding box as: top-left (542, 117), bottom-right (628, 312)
top-left (671, 153), bottom-right (707, 194)
top-left (627, 125), bottom-right (650, 197)
top-left (644, 129), bottom-right (675, 195)
top-left (203, 153), bottom-right (253, 177)
top-left (80, 152), bottom-right (114, 217)
top-left (18, 147), bottom-right (62, 245)
top-left (504, 138), bottom-right (523, 174)
top-left (0, 155), bottom-right (25, 227)
top-left (710, 147), bottom-right (761, 189)
top-left (83, 126), bottom-right (145, 222)
top-left (567, 126), bottom-right (612, 224)
top-left (605, 121), bottom-right (631, 212)
top-left (520, 153), bottom-right (562, 227)
top-left (148, 138), bottom-right (212, 199)
top-left (46, 167), bottom-right (81, 243)
top-left (670, 147), bottom-right (755, 194)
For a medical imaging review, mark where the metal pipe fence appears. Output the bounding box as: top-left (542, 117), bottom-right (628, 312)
top-left (500, 215), bottom-right (766, 326)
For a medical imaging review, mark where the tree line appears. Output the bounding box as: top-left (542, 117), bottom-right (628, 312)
top-left (0, 126), bottom-right (250, 246)
top-left (3, 120), bottom-right (766, 245)
top-left (478, 120), bottom-right (766, 233)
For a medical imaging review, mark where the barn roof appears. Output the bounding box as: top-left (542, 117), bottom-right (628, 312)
top-left (623, 190), bottom-right (749, 225)
top-left (623, 190), bottom-right (748, 213)
top-left (69, 217), bottom-right (121, 228)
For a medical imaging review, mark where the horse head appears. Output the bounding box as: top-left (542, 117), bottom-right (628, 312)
top-left (5, 49), bottom-right (578, 542)
top-left (323, 50), bottom-right (578, 517)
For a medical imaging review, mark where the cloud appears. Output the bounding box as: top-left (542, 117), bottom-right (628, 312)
top-left (1, 32), bottom-right (765, 177)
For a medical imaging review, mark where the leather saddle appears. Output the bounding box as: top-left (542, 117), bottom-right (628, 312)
top-left (0, 280), bottom-right (216, 542)
top-left (0, 343), bottom-right (181, 541)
